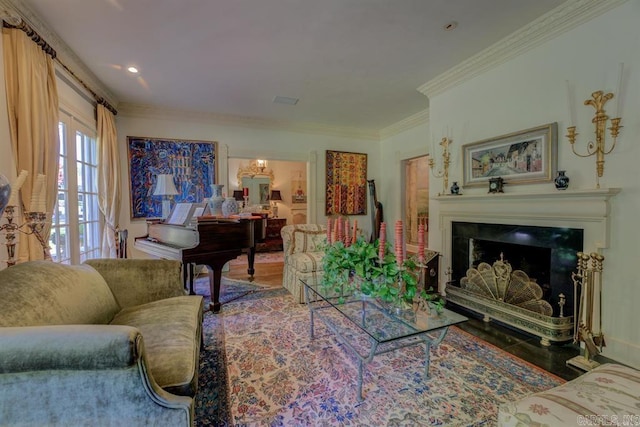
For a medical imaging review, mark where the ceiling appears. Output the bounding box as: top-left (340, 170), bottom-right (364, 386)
top-left (20, 0), bottom-right (565, 133)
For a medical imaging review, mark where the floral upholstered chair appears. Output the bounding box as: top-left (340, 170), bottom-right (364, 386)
top-left (281, 224), bottom-right (327, 303)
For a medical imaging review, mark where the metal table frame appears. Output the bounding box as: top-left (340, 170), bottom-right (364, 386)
top-left (303, 281), bottom-right (466, 401)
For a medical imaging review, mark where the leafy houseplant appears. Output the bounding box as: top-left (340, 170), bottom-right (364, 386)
top-left (321, 237), bottom-right (444, 313)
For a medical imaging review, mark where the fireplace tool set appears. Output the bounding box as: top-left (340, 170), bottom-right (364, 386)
top-left (567, 251), bottom-right (605, 371)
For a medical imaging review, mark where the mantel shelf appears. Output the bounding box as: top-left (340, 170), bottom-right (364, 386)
top-left (435, 188), bottom-right (621, 203)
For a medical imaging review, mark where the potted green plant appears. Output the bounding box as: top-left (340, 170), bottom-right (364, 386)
top-left (321, 237), bottom-right (444, 313)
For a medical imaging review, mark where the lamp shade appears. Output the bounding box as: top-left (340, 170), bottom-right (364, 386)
top-left (153, 174), bottom-right (179, 196)
top-left (232, 190), bottom-right (244, 201)
top-left (269, 190), bottom-right (282, 201)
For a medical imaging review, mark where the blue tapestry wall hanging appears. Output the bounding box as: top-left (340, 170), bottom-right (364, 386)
top-left (127, 136), bottom-right (217, 219)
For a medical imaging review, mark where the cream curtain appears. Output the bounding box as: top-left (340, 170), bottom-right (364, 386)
top-left (97, 104), bottom-right (120, 257)
top-left (2, 28), bottom-right (59, 262)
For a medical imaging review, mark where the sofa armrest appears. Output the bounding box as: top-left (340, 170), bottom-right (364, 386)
top-left (0, 325), bottom-right (192, 426)
top-left (84, 259), bottom-right (185, 308)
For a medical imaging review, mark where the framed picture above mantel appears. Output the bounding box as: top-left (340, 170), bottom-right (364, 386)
top-left (462, 122), bottom-right (557, 187)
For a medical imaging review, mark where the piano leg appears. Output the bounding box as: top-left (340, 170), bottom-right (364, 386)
top-left (188, 263), bottom-right (196, 295)
top-left (181, 263), bottom-right (197, 295)
top-left (247, 246), bottom-right (256, 281)
top-left (208, 257), bottom-right (236, 313)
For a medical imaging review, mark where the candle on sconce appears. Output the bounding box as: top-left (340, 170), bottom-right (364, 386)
top-left (8, 169), bottom-right (28, 207)
top-left (614, 62), bottom-right (624, 119)
top-left (565, 80), bottom-right (576, 127)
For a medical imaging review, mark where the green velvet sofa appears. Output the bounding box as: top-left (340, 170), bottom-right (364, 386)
top-left (0, 259), bottom-right (203, 426)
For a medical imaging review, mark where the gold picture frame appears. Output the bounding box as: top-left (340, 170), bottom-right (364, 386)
top-left (462, 123), bottom-right (557, 187)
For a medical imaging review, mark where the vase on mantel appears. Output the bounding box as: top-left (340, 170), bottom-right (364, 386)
top-left (209, 184), bottom-right (224, 216)
top-left (554, 171), bottom-right (570, 190)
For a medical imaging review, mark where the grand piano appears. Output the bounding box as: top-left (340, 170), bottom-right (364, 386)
top-left (134, 216), bottom-right (265, 312)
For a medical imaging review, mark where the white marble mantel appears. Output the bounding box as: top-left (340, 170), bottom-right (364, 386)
top-left (436, 188), bottom-right (621, 269)
top-left (436, 188), bottom-right (621, 344)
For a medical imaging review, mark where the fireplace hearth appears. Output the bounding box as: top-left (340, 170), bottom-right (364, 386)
top-left (434, 190), bottom-right (619, 347)
top-left (445, 221), bottom-right (583, 345)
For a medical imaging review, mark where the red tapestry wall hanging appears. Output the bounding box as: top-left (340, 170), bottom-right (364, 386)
top-left (325, 150), bottom-right (367, 215)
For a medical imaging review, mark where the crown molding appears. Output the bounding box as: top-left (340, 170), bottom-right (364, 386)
top-left (418, 0), bottom-right (630, 99)
top-left (118, 103), bottom-right (381, 141)
top-left (1, 0), bottom-right (119, 108)
top-left (379, 109), bottom-right (429, 140)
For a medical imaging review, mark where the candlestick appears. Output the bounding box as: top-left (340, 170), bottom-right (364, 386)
top-left (352, 219), bottom-right (358, 244)
top-left (379, 222), bottom-right (386, 262)
top-left (243, 187), bottom-right (249, 197)
top-left (418, 223), bottom-right (425, 263)
top-left (395, 220), bottom-right (404, 265)
top-left (344, 218), bottom-right (350, 246)
top-left (336, 218), bottom-right (343, 243)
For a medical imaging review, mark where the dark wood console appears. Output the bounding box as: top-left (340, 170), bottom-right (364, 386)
top-left (257, 218), bottom-right (286, 252)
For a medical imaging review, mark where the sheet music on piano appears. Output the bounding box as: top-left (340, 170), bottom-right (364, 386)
top-left (167, 203), bottom-right (194, 225)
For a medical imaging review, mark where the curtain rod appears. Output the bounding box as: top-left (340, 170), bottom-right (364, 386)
top-left (3, 20), bottom-right (118, 116)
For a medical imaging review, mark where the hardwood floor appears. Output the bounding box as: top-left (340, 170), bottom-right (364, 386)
top-left (224, 261), bottom-right (285, 288)
top-left (223, 255), bottom-right (614, 381)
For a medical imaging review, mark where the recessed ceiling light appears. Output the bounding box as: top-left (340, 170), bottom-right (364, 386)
top-left (273, 96), bottom-right (299, 105)
top-left (127, 66), bottom-right (139, 74)
top-left (444, 21), bottom-right (458, 31)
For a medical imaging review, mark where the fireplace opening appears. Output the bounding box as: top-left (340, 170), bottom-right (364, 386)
top-left (469, 238), bottom-right (552, 299)
top-left (451, 222), bottom-right (583, 317)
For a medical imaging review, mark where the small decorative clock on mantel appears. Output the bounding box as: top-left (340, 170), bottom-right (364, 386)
top-left (488, 177), bottom-right (504, 193)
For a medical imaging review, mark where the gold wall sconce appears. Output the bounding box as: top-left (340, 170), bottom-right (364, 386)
top-left (429, 137), bottom-right (452, 195)
top-left (566, 88), bottom-right (623, 189)
top-left (256, 159), bottom-right (267, 173)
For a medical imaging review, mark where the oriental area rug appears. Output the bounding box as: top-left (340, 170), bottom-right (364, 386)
top-left (194, 278), bottom-right (564, 426)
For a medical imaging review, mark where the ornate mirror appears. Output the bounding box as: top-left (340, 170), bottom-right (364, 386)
top-left (237, 160), bottom-right (274, 206)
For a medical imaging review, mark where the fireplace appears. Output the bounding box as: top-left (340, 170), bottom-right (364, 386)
top-left (435, 188), bottom-right (619, 346)
top-left (450, 222), bottom-right (583, 318)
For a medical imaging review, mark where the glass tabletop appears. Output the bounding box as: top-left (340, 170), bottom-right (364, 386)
top-left (302, 279), bottom-right (468, 344)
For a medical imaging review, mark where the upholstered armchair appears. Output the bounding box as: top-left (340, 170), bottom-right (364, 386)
top-left (281, 224), bottom-right (327, 303)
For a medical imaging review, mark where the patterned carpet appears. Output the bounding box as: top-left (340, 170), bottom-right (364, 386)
top-left (194, 278), bottom-right (564, 426)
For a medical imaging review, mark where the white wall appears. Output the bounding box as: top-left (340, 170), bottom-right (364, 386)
top-left (116, 114), bottom-right (381, 258)
top-left (428, 1), bottom-right (640, 367)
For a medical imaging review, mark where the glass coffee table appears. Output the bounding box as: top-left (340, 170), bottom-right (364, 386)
top-left (302, 279), bottom-right (468, 401)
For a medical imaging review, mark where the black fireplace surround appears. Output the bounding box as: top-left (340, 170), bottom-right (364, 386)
top-left (451, 222), bottom-right (583, 317)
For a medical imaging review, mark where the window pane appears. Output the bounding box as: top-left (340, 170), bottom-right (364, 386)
top-left (54, 114), bottom-right (101, 264)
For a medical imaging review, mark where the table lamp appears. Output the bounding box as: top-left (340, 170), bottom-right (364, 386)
top-left (269, 189), bottom-right (282, 218)
top-left (153, 174), bottom-right (179, 220)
